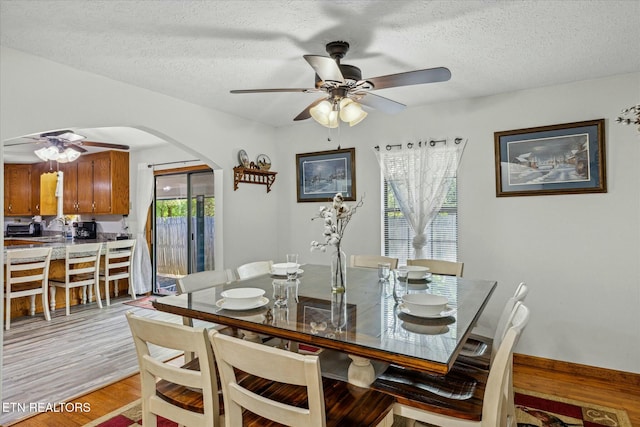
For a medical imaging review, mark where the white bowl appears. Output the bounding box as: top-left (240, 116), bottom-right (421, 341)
top-left (220, 287), bottom-right (265, 309)
top-left (406, 265), bottom-right (430, 280)
top-left (271, 262), bottom-right (299, 276)
top-left (401, 293), bottom-right (448, 317)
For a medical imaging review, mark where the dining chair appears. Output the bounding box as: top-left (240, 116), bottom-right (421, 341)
top-left (209, 329), bottom-right (395, 427)
top-left (99, 239), bottom-right (136, 305)
top-left (236, 260), bottom-right (273, 280)
top-left (4, 246), bottom-right (53, 330)
top-left (49, 242), bottom-right (103, 316)
top-left (374, 302), bottom-right (530, 427)
top-left (350, 254), bottom-right (399, 270)
top-left (177, 269), bottom-right (236, 361)
top-left (126, 311), bottom-right (222, 427)
top-left (458, 282), bottom-right (529, 370)
top-left (407, 258), bottom-right (464, 277)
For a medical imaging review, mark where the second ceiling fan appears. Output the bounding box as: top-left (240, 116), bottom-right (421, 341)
top-left (230, 41), bottom-right (451, 127)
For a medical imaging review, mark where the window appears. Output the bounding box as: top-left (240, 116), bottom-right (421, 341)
top-left (383, 177), bottom-right (458, 265)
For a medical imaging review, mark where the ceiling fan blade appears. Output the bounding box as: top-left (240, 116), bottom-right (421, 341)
top-left (231, 88), bottom-right (318, 94)
top-left (40, 129), bottom-right (75, 138)
top-left (57, 132), bottom-right (85, 142)
top-left (81, 141), bottom-right (130, 150)
top-left (366, 67), bottom-right (451, 90)
top-left (3, 141), bottom-right (40, 147)
top-left (358, 93), bottom-right (406, 114)
top-left (303, 55), bottom-right (344, 84)
top-left (293, 97), bottom-right (327, 121)
top-left (68, 144), bottom-right (87, 153)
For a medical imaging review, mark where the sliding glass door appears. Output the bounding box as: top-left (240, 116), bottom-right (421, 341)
top-left (153, 170), bottom-right (214, 294)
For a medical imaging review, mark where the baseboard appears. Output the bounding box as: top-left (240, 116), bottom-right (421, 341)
top-left (514, 353), bottom-right (640, 388)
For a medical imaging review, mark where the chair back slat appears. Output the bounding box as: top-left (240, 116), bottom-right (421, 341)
top-left (407, 258), bottom-right (464, 277)
top-left (349, 255), bottom-right (399, 269)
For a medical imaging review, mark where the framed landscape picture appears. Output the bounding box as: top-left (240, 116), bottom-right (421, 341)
top-left (494, 119), bottom-right (606, 197)
top-left (296, 148), bottom-right (356, 202)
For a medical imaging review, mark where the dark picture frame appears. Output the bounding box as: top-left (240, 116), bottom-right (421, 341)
top-left (296, 148), bottom-right (356, 202)
top-left (296, 296), bottom-right (357, 340)
top-left (494, 119), bottom-right (606, 197)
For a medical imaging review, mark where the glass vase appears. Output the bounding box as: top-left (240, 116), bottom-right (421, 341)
top-left (331, 247), bottom-right (347, 292)
top-left (331, 290), bottom-right (347, 333)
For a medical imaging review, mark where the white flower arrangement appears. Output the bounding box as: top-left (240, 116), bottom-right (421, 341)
top-left (310, 193), bottom-right (363, 252)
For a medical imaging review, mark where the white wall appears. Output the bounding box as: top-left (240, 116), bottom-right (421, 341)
top-left (3, 45), bottom-right (639, 373)
top-left (1, 46), bottom-right (281, 269)
top-left (274, 73), bottom-right (640, 373)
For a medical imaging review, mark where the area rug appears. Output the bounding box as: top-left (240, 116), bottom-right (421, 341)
top-left (515, 388), bottom-right (632, 427)
top-left (123, 295), bottom-right (156, 310)
top-left (82, 388), bottom-right (633, 427)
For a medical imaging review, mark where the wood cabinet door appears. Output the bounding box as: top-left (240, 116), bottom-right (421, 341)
top-left (76, 159), bottom-right (94, 213)
top-left (39, 169), bottom-right (59, 216)
top-left (4, 164), bottom-right (32, 215)
top-left (60, 162), bottom-right (78, 213)
top-left (91, 154), bottom-right (112, 214)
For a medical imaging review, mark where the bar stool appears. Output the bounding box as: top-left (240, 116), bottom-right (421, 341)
top-left (4, 246), bottom-right (53, 330)
top-left (49, 242), bottom-right (103, 316)
top-left (99, 239), bottom-right (136, 305)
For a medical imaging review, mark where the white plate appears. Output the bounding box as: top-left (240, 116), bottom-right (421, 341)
top-left (216, 296), bottom-right (269, 311)
top-left (270, 269), bottom-right (304, 277)
top-left (398, 303), bottom-right (457, 319)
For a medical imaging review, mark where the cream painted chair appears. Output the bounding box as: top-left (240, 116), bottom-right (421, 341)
top-left (209, 329), bottom-right (395, 427)
top-left (377, 302), bottom-right (530, 427)
top-left (349, 254), bottom-right (398, 270)
top-left (458, 282), bottom-right (529, 370)
top-left (407, 258), bottom-right (464, 277)
top-left (4, 247), bottom-right (53, 330)
top-left (126, 311), bottom-right (222, 427)
top-left (49, 242), bottom-right (102, 316)
top-left (177, 269), bottom-right (236, 361)
top-left (236, 260), bottom-right (273, 280)
top-left (99, 239), bottom-right (136, 305)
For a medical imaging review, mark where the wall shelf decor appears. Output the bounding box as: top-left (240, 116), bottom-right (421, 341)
top-left (233, 165), bottom-right (277, 193)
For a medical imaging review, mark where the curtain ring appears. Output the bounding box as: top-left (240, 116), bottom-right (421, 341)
top-left (407, 142), bottom-right (413, 149)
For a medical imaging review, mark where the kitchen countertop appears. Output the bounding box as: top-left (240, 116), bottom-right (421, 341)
top-left (3, 236), bottom-right (116, 260)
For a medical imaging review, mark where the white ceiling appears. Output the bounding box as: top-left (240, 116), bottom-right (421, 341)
top-left (1, 1), bottom-right (639, 141)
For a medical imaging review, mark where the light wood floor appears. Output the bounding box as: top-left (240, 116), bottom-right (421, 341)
top-left (9, 356), bottom-right (640, 426)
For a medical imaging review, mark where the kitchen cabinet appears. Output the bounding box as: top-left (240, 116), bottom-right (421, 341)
top-left (30, 162), bottom-right (58, 216)
top-left (4, 164), bottom-right (32, 216)
top-left (62, 151), bottom-right (129, 215)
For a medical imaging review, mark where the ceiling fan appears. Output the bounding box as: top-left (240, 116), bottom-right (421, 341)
top-left (5, 129), bottom-right (130, 162)
top-left (230, 41), bottom-right (451, 127)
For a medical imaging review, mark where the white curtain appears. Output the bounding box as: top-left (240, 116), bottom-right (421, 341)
top-left (132, 163), bottom-right (154, 295)
top-left (375, 139), bottom-right (467, 259)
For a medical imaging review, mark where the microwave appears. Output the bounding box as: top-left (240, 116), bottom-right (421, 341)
top-left (75, 221), bottom-right (97, 239)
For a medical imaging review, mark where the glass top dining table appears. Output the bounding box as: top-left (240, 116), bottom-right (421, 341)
top-left (153, 264), bottom-right (496, 387)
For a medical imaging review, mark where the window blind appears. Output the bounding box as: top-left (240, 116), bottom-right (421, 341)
top-left (383, 177), bottom-right (458, 265)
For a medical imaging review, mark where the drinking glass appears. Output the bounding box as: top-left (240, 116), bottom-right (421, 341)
top-left (286, 253), bottom-right (299, 281)
top-left (378, 262), bottom-right (392, 297)
top-left (393, 266), bottom-right (409, 303)
top-left (377, 262), bottom-right (391, 281)
top-left (272, 279), bottom-right (289, 307)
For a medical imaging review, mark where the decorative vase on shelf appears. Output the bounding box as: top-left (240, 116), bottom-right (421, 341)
top-left (331, 247), bottom-right (347, 292)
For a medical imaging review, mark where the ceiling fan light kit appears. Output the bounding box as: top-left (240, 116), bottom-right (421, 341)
top-left (230, 40), bottom-right (450, 128)
top-left (5, 129), bottom-right (131, 163)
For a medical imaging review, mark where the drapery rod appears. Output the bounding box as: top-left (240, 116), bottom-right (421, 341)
top-left (147, 159), bottom-right (200, 168)
top-left (374, 138), bottom-right (463, 151)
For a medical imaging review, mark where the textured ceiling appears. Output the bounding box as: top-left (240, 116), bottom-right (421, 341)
top-left (1, 0), bottom-right (639, 132)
